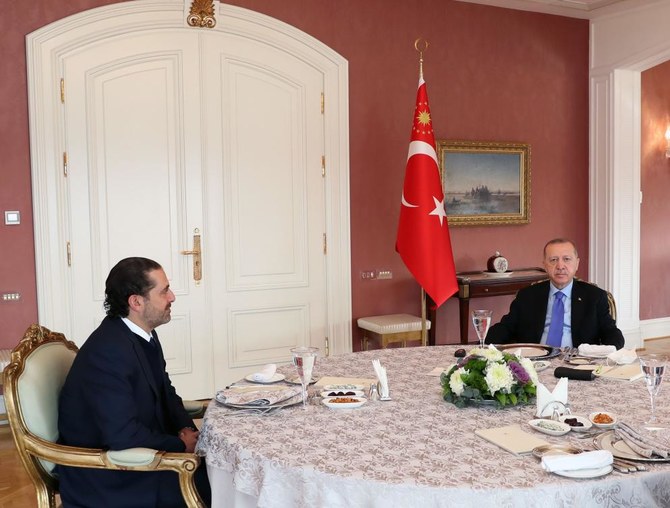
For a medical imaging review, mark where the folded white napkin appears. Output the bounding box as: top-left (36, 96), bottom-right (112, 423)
top-left (541, 450), bottom-right (613, 472)
top-left (372, 359), bottom-right (389, 398)
top-left (578, 344), bottom-right (616, 357)
top-left (535, 378), bottom-right (568, 417)
top-left (250, 363), bottom-right (277, 382)
top-left (607, 348), bottom-right (637, 365)
top-left (215, 385), bottom-right (301, 406)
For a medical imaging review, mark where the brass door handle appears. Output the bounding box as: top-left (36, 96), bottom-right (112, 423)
top-left (181, 229), bottom-right (202, 283)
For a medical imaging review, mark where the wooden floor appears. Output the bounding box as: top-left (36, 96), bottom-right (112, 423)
top-left (1, 338), bottom-right (670, 507)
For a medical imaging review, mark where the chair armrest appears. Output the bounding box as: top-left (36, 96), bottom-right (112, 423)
top-left (23, 434), bottom-right (204, 507)
top-left (183, 399), bottom-right (209, 419)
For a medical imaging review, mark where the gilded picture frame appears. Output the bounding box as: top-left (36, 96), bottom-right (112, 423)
top-left (436, 140), bottom-right (531, 226)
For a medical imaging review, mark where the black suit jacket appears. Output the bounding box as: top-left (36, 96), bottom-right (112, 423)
top-left (58, 316), bottom-right (195, 508)
top-left (485, 279), bottom-right (624, 349)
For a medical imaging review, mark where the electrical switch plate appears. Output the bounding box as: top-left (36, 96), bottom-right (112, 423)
top-left (2, 292), bottom-right (21, 301)
top-left (377, 270), bottom-right (393, 280)
top-left (4, 211), bottom-right (20, 225)
top-left (360, 270), bottom-right (376, 280)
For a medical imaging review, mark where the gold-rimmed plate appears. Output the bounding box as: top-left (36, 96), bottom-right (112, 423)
top-left (496, 343), bottom-right (561, 360)
top-left (532, 444), bottom-right (582, 460)
top-left (594, 430), bottom-right (670, 462)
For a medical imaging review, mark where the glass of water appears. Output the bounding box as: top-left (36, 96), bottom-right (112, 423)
top-left (471, 310), bottom-right (493, 348)
top-left (639, 354), bottom-right (667, 427)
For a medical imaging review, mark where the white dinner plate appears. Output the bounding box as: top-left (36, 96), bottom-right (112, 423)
top-left (553, 465), bottom-right (613, 479)
top-left (244, 373), bottom-right (285, 384)
top-left (529, 419), bottom-right (571, 436)
top-left (322, 396), bottom-right (367, 409)
top-left (218, 393), bottom-right (303, 410)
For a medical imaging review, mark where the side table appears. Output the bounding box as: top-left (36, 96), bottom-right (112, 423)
top-left (428, 267), bottom-right (547, 345)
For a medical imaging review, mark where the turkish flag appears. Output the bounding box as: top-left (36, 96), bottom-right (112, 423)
top-left (396, 77), bottom-right (458, 307)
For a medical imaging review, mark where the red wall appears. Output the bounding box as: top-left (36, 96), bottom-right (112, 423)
top-left (0, 0), bottom-right (590, 349)
top-left (640, 60), bottom-right (670, 319)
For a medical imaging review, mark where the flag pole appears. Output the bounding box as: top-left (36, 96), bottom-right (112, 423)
top-left (421, 288), bottom-right (427, 346)
top-left (415, 38), bottom-right (429, 347)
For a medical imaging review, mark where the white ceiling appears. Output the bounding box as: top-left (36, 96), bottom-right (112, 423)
top-left (455, 0), bottom-right (655, 19)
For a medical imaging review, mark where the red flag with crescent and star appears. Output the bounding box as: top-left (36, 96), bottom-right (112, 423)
top-left (396, 76), bottom-right (458, 307)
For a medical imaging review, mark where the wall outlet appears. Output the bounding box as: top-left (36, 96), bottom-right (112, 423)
top-left (377, 270), bottom-right (393, 280)
top-left (360, 270), bottom-right (376, 280)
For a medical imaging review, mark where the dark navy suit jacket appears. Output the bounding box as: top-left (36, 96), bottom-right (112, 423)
top-left (58, 316), bottom-right (195, 508)
top-left (485, 279), bottom-right (624, 349)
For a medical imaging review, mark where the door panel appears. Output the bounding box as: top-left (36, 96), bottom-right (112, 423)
top-left (201, 33), bottom-right (327, 386)
top-left (61, 29), bottom-right (327, 396)
top-left (63, 32), bottom-right (211, 398)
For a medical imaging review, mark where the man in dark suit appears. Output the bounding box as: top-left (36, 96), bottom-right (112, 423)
top-left (486, 239), bottom-right (624, 349)
top-left (58, 257), bottom-right (210, 507)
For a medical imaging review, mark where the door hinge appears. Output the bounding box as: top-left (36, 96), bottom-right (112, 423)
top-left (66, 241), bottom-right (71, 266)
top-left (321, 155), bottom-right (326, 177)
top-left (60, 78), bottom-right (65, 104)
top-left (325, 336), bottom-right (329, 357)
top-left (322, 233), bottom-right (327, 254)
top-left (63, 152), bottom-right (68, 177)
top-left (320, 92), bottom-right (324, 115)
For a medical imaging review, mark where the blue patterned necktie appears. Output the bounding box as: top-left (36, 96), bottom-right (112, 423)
top-left (546, 292), bottom-right (565, 347)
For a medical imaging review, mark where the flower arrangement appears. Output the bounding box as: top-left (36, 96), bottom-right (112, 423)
top-left (441, 346), bottom-right (538, 408)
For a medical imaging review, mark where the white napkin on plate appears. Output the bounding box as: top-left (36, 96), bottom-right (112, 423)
top-left (607, 348), bottom-right (637, 365)
top-left (535, 378), bottom-right (568, 417)
top-left (250, 363), bottom-right (277, 382)
top-left (578, 344), bottom-right (616, 357)
top-left (372, 359), bottom-right (389, 398)
top-left (541, 450), bottom-right (613, 472)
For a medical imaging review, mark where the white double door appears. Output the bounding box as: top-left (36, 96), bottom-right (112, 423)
top-left (62, 29), bottom-right (327, 399)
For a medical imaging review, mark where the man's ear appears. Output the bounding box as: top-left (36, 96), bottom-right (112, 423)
top-left (127, 294), bottom-right (144, 312)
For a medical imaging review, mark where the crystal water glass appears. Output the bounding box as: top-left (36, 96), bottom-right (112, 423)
top-left (471, 310), bottom-right (493, 348)
top-left (290, 346), bottom-right (319, 409)
top-left (639, 354), bottom-right (667, 427)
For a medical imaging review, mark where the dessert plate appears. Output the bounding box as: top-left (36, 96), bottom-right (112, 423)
top-left (529, 419), bottom-right (571, 436)
top-left (322, 396), bottom-right (367, 409)
top-left (558, 414), bottom-right (593, 433)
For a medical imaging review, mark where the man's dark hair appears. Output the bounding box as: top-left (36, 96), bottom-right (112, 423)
top-left (104, 257), bottom-right (162, 317)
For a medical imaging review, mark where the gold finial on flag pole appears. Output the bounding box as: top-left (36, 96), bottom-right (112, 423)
top-left (414, 38), bottom-right (429, 80)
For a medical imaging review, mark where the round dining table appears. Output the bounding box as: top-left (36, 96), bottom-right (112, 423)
top-left (196, 345), bottom-right (670, 507)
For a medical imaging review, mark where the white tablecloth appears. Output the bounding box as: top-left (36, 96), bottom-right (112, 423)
top-left (196, 346), bottom-right (670, 507)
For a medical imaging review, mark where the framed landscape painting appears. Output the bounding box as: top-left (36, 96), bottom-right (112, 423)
top-left (436, 140), bottom-right (531, 226)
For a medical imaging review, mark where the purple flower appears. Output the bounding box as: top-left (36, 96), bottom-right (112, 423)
top-left (508, 361), bottom-right (530, 384)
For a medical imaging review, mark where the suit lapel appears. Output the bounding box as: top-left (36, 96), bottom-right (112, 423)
top-left (570, 281), bottom-right (586, 332)
top-left (124, 328), bottom-right (160, 399)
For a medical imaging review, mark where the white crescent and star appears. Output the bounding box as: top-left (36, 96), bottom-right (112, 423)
top-left (400, 140), bottom-right (446, 224)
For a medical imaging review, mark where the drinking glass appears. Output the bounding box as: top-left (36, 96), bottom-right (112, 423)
top-left (471, 310), bottom-right (493, 348)
top-left (639, 354), bottom-right (667, 427)
top-left (290, 346), bottom-right (319, 409)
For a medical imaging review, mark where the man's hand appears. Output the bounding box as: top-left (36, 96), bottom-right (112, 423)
top-left (178, 427), bottom-right (200, 453)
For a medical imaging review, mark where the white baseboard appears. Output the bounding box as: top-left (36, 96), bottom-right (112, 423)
top-left (639, 318), bottom-right (670, 342)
